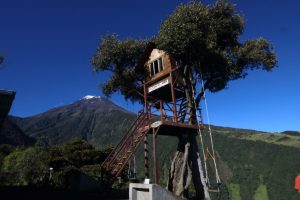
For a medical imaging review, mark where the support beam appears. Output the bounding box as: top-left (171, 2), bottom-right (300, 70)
top-left (143, 83), bottom-right (150, 179)
top-left (169, 72), bottom-right (178, 123)
top-left (144, 135), bottom-right (149, 178)
top-left (153, 128), bottom-right (158, 184)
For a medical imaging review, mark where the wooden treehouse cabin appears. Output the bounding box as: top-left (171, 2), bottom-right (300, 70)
top-left (101, 45), bottom-right (205, 184)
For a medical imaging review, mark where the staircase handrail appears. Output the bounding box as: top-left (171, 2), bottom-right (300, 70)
top-left (113, 117), bottom-right (150, 176)
top-left (102, 109), bottom-right (146, 169)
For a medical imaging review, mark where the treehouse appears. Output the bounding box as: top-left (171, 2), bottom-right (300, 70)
top-left (140, 45), bottom-right (202, 133)
top-left (102, 44), bottom-right (203, 183)
top-left (102, 45), bottom-right (220, 198)
top-left (143, 48), bottom-right (185, 102)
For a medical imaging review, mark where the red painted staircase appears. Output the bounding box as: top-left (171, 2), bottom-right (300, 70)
top-left (101, 110), bottom-right (150, 177)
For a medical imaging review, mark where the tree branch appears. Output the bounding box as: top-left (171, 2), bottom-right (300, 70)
top-left (195, 79), bottom-right (211, 108)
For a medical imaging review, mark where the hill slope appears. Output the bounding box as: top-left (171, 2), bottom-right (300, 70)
top-left (0, 118), bottom-right (35, 146)
top-left (12, 96), bottom-right (135, 147)
top-left (11, 96), bottom-right (300, 200)
top-left (131, 127), bottom-right (300, 200)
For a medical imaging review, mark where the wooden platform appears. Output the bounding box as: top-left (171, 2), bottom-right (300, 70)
top-left (148, 120), bottom-right (198, 136)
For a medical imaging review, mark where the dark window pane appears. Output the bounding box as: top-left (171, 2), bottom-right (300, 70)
top-left (154, 60), bottom-right (159, 74)
top-left (158, 58), bottom-right (163, 71)
top-left (150, 63), bottom-right (154, 76)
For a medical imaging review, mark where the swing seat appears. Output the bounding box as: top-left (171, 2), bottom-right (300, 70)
top-left (208, 188), bottom-right (220, 193)
top-left (207, 182), bottom-right (222, 193)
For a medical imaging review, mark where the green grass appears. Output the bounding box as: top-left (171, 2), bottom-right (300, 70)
top-left (229, 183), bottom-right (241, 200)
top-left (254, 184), bottom-right (269, 200)
top-left (212, 127), bottom-right (300, 148)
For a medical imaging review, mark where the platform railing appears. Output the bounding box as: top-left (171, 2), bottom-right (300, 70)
top-left (146, 100), bottom-right (204, 129)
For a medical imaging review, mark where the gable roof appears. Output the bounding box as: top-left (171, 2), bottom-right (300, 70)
top-left (135, 42), bottom-right (156, 72)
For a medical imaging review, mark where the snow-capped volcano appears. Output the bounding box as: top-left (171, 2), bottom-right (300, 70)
top-left (81, 95), bottom-right (101, 100)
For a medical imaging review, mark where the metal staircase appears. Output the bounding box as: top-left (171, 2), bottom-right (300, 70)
top-left (101, 110), bottom-right (150, 177)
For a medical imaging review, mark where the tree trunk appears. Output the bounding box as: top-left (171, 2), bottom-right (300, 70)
top-left (167, 134), bottom-right (210, 199)
top-left (167, 66), bottom-right (210, 200)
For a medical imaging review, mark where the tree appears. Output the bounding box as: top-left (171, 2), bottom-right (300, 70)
top-left (1, 147), bottom-right (50, 186)
top-left (91, 0), bottom-right (277, 199)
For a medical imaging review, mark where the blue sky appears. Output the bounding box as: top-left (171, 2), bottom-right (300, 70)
top-left (0, 0), bottom-right (299, 132)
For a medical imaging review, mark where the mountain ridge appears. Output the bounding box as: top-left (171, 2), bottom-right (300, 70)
top-left (10, 96), bottom-right (300, 148)
top-left (5, 95), bottom-right (300, 200)
top-left (11, 95), bottom-right (135, 146)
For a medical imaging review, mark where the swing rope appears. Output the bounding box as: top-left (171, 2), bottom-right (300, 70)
top-left (190, 80), bottom-right (210, 187)
top-left (191, 72), bottom-right (221, 190)
top-left (200, 77), bottom-right (221, 185)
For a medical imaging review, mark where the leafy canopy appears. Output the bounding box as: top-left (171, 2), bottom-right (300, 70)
top-left (92, 35), bottom-right (149, 101)
top-left (91, 0), bottom-right (277, 102)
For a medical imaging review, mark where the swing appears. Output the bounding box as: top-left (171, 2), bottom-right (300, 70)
top-left (191, 76), bottom-right (222, 193)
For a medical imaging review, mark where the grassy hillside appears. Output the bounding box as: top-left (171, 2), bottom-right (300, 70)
top-left (9, 97), bottom-right (300, 199)
top-left (212, 128), bottom-right (300, 200)
top-left (131, 127), bottom-right (300, 200)
top-left (210, 125), bottom-right (300, 148)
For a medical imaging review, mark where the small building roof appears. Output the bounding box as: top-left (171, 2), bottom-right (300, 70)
top-left (0, 89), bottom-right (16, 128)
top-left (135, 42), bottom-right (156, 72)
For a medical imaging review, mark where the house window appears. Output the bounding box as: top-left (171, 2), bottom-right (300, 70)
top-left (158, 58), bottom-right (163, 71)
top-left (154, 60), bottom-right (159, 74)
top-left (148, 57), bottom-right (163, 77)
top-left (149, 63), bottom-right (154, 76)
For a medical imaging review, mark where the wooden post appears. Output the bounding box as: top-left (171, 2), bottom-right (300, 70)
top-left (169, 72), bottom-right (178, 123)
top-left (144, 135), bottom-right (149, 178)
top-left (143, 83), bottom-right (150, 179)
top-left (153, 128), bottom-right (158, 184)
top-left (143, 83), bottom-right (148, 113)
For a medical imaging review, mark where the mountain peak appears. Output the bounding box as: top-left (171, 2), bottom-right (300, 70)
top-left (81, 95), bottom-right (101, 100)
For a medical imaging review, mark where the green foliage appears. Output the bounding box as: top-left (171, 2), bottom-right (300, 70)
top-left (157, 0), bottom-right (277, 93)
top-left (0, 139), bottom-right (114, 189)
top-left (132, 127), bottom-right (300, 200)
top-left (80, 164), bottom-right (102, 179)
top-left (51, 165), bottom-right (80, 189)
top-left (229, 183), bottom-right (241, 200)
top-left (211, 130), bottom-right (300, 200)
top-left (91, 34), bottom-right (150, 101)
top-left (1, 123), bottom-right (299, 199)
top-left (1, 147), bottom-right (50, 186)
top-left (254, 184), bottom-right (269, 200)
top-left (0, 144), bottom-right (15, 166)
top-left (91, 0), bottom-right (277, 101)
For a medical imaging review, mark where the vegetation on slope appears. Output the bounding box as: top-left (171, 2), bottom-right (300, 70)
top-left (0, 138), bottom-right (112, 188)
top-left (5, 97), bottom-right (300, 199)
top-left (129, 126), bottom-right (300, 200)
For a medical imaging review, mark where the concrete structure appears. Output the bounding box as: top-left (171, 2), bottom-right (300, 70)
top-left (129, 183), bottom-right (183, 200)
